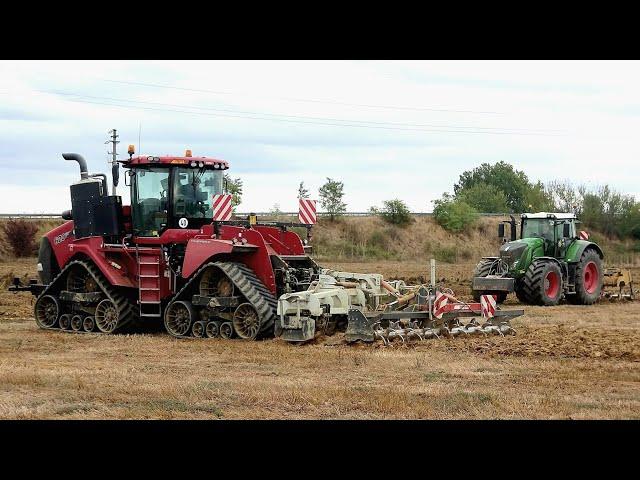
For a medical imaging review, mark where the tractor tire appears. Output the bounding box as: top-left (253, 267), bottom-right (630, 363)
top-left (520, 259), bottom-right (563, 306)
top-left (471, 259), bottom-right (507, 304)
top-left (567, 249), bottom-right (603, 305)
top-left (514, 281), bottom-right (531, 304)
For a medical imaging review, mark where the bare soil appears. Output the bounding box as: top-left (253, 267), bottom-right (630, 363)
top-left (0, 258), bottom-right (638, 419)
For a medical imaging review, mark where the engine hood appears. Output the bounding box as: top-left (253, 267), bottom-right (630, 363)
top-left (499, 238), bottom-right (543, 269)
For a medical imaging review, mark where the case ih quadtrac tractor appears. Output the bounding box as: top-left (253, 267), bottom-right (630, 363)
top-left (472, 213), bottom-right (604, 306)
top-left (11, 148), bottom-right (320, 340)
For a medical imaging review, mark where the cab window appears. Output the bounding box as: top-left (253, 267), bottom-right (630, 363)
top-left (173, 167), bottom-right (224, 219)
top-left (132, 168), bottom-right (169, 236)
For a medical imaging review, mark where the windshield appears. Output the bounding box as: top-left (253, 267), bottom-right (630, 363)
top-left (173, 167), bottom-right (224, 219)
top-left (132, 168), bottom-right (169, 236)
top-left (522, 219), bottom-right (572, 241)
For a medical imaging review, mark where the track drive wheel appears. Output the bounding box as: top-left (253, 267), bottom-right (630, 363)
top-left (34, 294), bottom-right (61, 328)
top-left (164, 301), bottom-right (195, 337)
top-left (232, 303), bottom-right (261, 340)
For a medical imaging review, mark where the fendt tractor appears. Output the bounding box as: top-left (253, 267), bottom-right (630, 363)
top-left (11, 148), bottom-right (319, 340)
top-left (472, 213), bottom-right (604, 306)
top-left (10, 147), bottom-right (523, 345)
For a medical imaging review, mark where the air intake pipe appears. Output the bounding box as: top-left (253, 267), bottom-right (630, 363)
top-left (62, 153), bottom-right (89, 180)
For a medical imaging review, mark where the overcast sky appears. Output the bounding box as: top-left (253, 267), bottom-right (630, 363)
top-left (0, 60), bottom-right (638, 214)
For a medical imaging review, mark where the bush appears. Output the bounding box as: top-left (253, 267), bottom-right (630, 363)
top-left (377, 199), bottom-right (413, 226)
top-left (1, 219), bottom-right (39, 257)
top-left (432, 195), bottom-right (479, 233)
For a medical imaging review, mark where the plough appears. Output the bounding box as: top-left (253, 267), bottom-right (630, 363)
top-left (277, 260), bottom-right (524, 344)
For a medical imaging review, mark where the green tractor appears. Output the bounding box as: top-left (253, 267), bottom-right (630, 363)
top-left (472, 212), bottom-right (604, 306)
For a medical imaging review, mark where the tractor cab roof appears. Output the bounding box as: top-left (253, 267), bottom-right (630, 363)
top-left (521, 212), bottom-right (576, 220)
top-left (123, 155), bottom-right (229, 170)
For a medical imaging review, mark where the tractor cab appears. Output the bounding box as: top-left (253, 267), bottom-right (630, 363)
top-left (123, 148), bottom-right (229, 236)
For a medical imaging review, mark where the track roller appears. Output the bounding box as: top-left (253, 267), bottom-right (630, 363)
top-left (205, 320), bottom-right (221, 338)
top-left (34, 294), bottom-right (60, 329)
top-left (59, 314), bottom-right (72, 330)
top-left (219, 321), bottom-right (234, 339)
top-left (71, 314), bottom-right (83, 331)
top-left (164, 301), bottom-right (195, 337)
top-left (191, 321), bottom-right (205, 338)
top-left (83, 316), bottom-right (95, 332)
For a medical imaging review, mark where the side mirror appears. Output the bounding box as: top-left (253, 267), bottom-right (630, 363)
top-left (563, 223), bottom-right (571, 238)
top-left (498, 223), bottom-right (505, 238)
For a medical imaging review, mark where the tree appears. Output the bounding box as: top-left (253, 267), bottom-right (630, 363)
top-left (377, 199), bottom-right (412, 226)
top-left (457, 183), bottom-right (508, 213)
top-left (432, 194), bottom-right (479, 233)
top-left (318, 177), bottom-right (346, 221)
top-left (224, 174), bottom-right (243, 212)
top-left (269, 203), bottom-right (282, 216)
top-left (454, 161), bottom-right (531, 213)
top-left (297, 181), bottom-right (309, 199)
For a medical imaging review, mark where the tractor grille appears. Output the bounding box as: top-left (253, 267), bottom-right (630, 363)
top-left (499, 242), bottom-right (526, 268)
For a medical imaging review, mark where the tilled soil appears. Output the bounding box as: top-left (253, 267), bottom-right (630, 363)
top-left (0, 258), bottom-right (638, 419)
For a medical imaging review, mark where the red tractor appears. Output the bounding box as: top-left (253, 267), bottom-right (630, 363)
top-left (11, 148), bottom-right (319, 340)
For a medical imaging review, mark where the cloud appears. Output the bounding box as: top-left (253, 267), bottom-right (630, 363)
top-left (0, 60), bottom-right (638, 214)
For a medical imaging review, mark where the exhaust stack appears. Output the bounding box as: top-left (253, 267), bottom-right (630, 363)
top-left (62, 153), bottom-right (89, 180)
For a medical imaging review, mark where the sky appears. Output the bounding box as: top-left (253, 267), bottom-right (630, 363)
top-left (0, 60), bottom-right (639, 214)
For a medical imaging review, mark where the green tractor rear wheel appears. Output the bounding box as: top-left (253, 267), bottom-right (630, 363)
top-left (567, 248), bottom-right (603, 305)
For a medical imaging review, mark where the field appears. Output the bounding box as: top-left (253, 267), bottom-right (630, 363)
top-left (1, 258), bottom-right (638, 419)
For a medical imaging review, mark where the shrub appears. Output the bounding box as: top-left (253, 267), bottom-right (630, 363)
top-left (1, 219), bottom-right (39, 257)
top-left (377, 199), bottom-right (413, 226)
top-left (432, 195), bottom-right (479, 233)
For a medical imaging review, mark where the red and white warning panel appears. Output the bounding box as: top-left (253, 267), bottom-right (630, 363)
top-left (579, 230), bottom-right (589, 240)
top-left (212, 194), bottom-right (233, 221)
top-left (298, 199), bottom-right (317, 225)
top-left (480, 294), bottom-right (497, 318)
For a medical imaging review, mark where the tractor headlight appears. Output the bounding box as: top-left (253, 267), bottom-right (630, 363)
top-left (190, 161), bottom-right (197, 167)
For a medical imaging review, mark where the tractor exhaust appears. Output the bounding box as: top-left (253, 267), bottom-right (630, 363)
top-left (62, 153), bottom-right (89, 180)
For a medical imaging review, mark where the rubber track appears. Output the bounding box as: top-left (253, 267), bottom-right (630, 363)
top-left (34, 260), bottom-right (138, 334)
top-left (167, 261), bottom-right (277, 339)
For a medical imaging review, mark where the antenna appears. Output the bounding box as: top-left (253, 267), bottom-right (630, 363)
top-left (138, 122), bottom-right (142, 155)
top-left (105, 129), bottom-right (120, 195)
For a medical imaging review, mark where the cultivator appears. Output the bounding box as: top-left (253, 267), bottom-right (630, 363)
top-left (277, 261), bottom-right (523, 345)
top-left (602, 268), bottom-right (635, 301)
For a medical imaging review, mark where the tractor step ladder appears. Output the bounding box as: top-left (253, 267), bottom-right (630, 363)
top-left (136, 247), bottom-right (163, 318)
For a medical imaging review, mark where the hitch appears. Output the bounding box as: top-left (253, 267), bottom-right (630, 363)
top-left (7, 277), bottom-right (47, 296)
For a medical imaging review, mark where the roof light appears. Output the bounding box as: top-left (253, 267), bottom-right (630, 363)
top-left (190, 161), bottom-right (197, 167)
top-left (185, 149), bottom-right (192, 157)
top-left (198, 161), bottom-right (204, 168)
top-left (128, 144), bottom-right (135, 155)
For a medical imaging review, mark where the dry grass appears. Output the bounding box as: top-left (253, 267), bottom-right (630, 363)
top-left (0, 258), bottom-right (638, 419)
